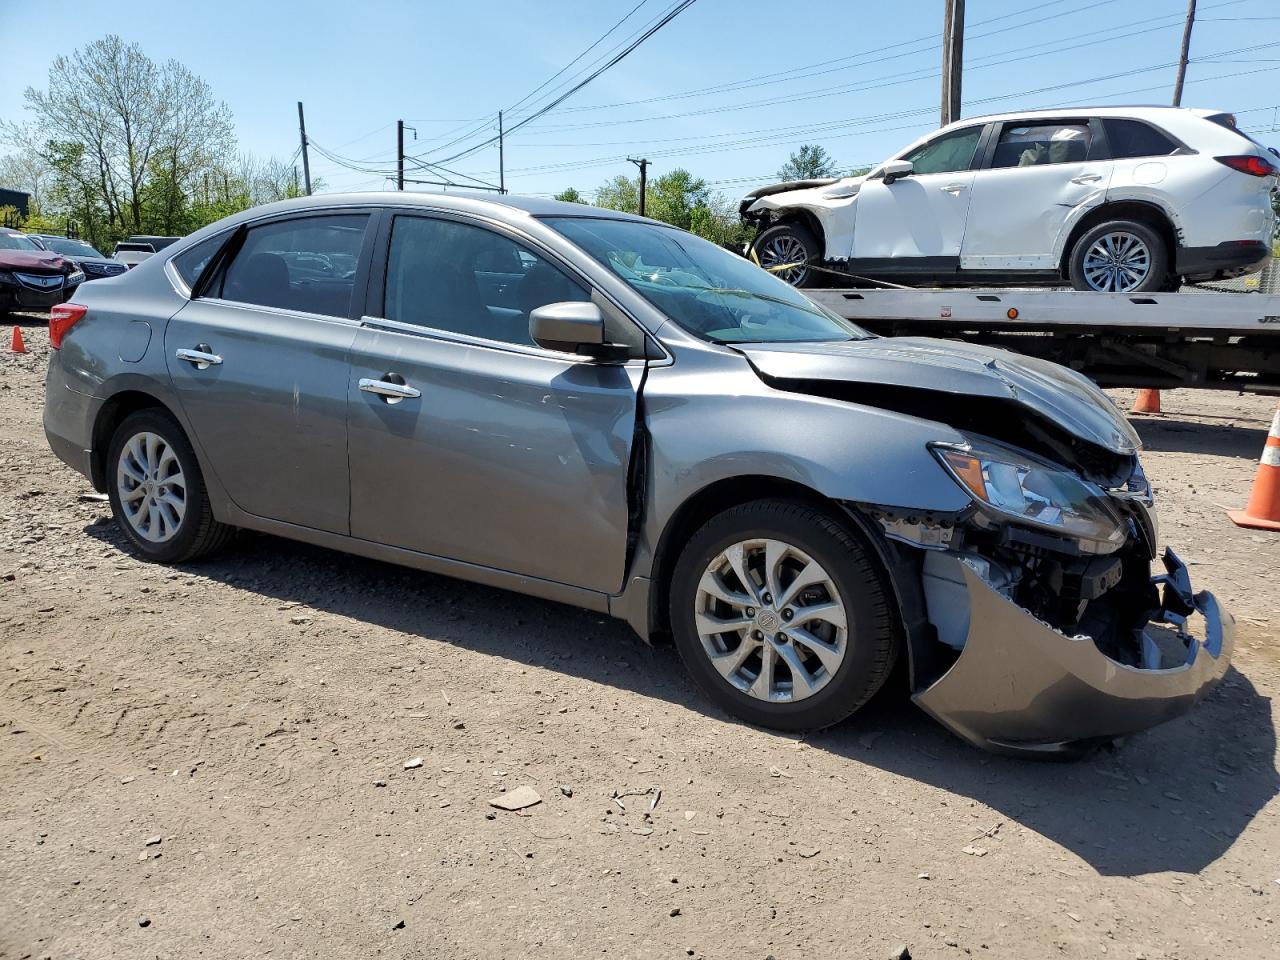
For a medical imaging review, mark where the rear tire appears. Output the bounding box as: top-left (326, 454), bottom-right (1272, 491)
top-left (751, 222), bottom-right (823, 288)
top-left (669, 499), bottom-right (900, 731)
top-left (106, 408), bottom-right (233, 563)
top-left (1068, 220), bottom-right (1169, 293)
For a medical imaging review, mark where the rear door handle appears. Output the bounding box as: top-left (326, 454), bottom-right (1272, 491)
top-left (175, 345), bottom-right (222, 369)
top-left (359, 375), bottom-right (421, 403)
top-left (1071, 173), bottom-right (1104, 184)
top-left (940, 183), bottom-right (967, 193)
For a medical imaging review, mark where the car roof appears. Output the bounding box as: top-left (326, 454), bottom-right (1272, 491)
top-left (209, 190), bottom-right (655, 227)
top-left (942, 105), bottom-right (1224, 129)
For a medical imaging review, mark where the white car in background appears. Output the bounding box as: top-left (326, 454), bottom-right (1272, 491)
top-left (742, 106), bottom-right (1278, 292)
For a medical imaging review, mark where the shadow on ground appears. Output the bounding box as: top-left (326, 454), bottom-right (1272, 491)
top-left (1133, 415), bottom-right (1269, 460)
top-left (86, 519), bottom-right (1280, 879)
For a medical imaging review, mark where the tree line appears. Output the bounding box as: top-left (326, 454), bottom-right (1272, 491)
top-left (0, 36), bottom-right (312, 249)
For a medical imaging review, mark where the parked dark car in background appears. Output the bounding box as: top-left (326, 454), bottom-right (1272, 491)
top-left (31, 235), bottom-right (128, 281)
top-left (0, 228), bottom-right (83, 316)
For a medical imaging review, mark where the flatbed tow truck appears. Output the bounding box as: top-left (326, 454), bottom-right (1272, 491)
top-left (806, 285), bottom-right (1280, 395)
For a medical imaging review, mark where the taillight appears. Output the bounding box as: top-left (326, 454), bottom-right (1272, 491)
top-left (48, 303), bottom-right (87, 349)
top-left (1214, 154), bottom-right (1277, 177)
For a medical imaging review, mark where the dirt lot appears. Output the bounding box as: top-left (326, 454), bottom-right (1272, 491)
top-left (2, 313), bottom-right (1278, 960)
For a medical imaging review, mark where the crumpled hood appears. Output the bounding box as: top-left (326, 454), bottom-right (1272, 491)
top-left (741, 337), bottom-right (1139, 455)
top-left (744, 174), bottom-right (868, 215)
top-left (0, 250), bottom-right (69, 273)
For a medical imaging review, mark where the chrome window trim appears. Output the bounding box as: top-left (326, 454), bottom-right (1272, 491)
top-left (192, 296), bottom-right (364, 328)
top-left (358, 314), bottom-right (649, 367)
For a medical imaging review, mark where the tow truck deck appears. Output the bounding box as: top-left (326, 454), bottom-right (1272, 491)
top-left (806, 286), bottom-right (1280, 395)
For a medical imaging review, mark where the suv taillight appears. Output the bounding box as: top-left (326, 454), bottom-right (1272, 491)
top-left (1215, 154), bottom-right (1277, 177)
top-left (48, 302), bottom-right (87, 349)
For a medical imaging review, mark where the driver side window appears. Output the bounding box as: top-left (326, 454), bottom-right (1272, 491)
top-left (383, 216), bottom-right (591, 348)
top-left (901, 126), bottom-right (984, 175)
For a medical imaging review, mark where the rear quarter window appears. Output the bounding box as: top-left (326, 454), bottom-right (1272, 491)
top-left (1104, 119), bottom-right (1178, 159)
top-left (172, 233), bottom-right (229, 291)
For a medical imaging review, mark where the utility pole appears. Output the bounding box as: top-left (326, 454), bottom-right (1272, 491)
top-left (498, 111), bottom-right (505, 194)
top-left (940, 0), bottom-right (965, 126)
top-left (297, 101), bottom-right (312, 196)
top-left (397, 120), bottom-right (405, 191)
top-left (1172, 0), bottom-right (1196, 106)
top-left (628, 157), bottom-right (649, 217)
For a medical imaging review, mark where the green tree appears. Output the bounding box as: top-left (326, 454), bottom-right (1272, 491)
top-left (593, 166), bottom-right (750, 248)
top-left (777, 144), bottom-right (837, 181)
top-left (553, 187), bottom-right (585, 203)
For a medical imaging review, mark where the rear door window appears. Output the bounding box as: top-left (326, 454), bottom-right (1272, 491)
top-left (1103, 119), bottom-right (1178, 159)
top-left (215, 214), bottom-right (370, 317)
top-left (990, 123), bottom-right (1092, 168)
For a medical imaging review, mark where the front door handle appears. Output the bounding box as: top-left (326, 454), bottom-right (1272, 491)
top-left (359, 375), bottom-right (421, 404)
top-left (1071, 173), bottom-right (1104, 184)
top-left (940, 183), bottom-right (967, 193)
top-left (175, 345), bottom-right (222, 370)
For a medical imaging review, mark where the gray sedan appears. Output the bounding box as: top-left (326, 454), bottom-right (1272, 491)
top-left (42, 193), bottom-right (1232, 756)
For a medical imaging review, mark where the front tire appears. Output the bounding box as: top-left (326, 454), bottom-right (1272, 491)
top-left (106, 408), bottom-right (232, 563)
top-left (751, 222), bottom-right (823, 288)
top-left (669, 499), bottom-right (900, 731)
top-left (1068, 220), bottom-right (1169, 293)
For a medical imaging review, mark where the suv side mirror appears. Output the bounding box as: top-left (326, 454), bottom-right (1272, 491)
top-left (530, 301), bottom-right (628, 362)
top-left (882, 159), bottom-right (914, 184)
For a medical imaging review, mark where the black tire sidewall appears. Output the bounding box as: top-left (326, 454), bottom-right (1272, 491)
top-left (1069, 219), bottom-right (1168, 292)
top-left (669, 500), bottom-right (898, 731)
top-left (753, 223), bottom-right (821, 288)
top-left (106, 409), bottom-right (213, 563)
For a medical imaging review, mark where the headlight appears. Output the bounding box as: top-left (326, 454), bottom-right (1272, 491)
top-left (933, 442), bottom-right (1126, 551)
top-left (67, 270), bottom-right (85, 283)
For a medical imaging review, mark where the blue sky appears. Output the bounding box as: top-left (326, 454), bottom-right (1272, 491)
top-left (1, 0), bottom-right (1278, 201)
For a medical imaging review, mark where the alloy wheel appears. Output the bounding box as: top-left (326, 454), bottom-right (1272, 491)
top-left (1081, 231), bottom-right (1152, 292)
top-left (758, 234), bottom-right (810, 285)
top-left (693, 538), bottom-right (848, 702)
top-left (116, 431), bottom-right (187, 543)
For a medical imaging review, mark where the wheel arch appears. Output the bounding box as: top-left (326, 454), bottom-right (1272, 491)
top-left (89, 390), bottom-right (182, 491)
top-left (1058, 200), bottom-right (1179, 278)
top-left (645, 475), bottom-right (908, 643)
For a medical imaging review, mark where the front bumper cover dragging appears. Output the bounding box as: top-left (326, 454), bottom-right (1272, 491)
top-left (914, 550), bottom-right (1234, 757)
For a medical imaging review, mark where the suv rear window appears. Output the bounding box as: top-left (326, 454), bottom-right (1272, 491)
top-left (1206, 112), bottom-right (1265, 148)
top-left (1104, 119), bottom-right (1178, 159)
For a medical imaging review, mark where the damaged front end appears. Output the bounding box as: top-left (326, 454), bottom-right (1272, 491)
top-left (866, 442), bottom-right (1233, 758)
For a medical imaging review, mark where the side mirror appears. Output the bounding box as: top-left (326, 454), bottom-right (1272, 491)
top-left (530, 301), bottom-right (627, 361)
top-left (882, 159), bottom-right (914, 184)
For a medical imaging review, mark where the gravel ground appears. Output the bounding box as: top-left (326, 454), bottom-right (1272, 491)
top-left (2, 312), bottom-right (1278, 960)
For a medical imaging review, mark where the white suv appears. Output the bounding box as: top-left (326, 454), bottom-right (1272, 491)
top-left (743, 106), bottom-right (1278, 292)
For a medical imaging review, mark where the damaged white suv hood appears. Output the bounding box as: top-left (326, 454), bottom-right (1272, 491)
top-left (743, 174), bottom-right (869, 216)
top-left (740, 336), bottom-right (1140, 456)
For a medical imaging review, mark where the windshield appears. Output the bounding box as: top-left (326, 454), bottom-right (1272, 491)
top-left (546, 217), bottom-right (871, 344)
top-left (45, 238), bottom-right (105, 258)
top-left (0, 232), bottom-right (40, 252)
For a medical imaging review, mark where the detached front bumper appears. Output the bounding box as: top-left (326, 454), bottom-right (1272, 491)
top-left (914, 550), bottom-right (1233, 757)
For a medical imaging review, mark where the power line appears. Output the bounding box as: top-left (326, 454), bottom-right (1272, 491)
top-left (484, 57), bottom-right (1280, 179)
top-left (424, 0), bottom-right (700, 166)
top-left (419, 0), bottom-right (671, 160)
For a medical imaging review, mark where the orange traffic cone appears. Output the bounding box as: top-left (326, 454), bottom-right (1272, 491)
top-left (1132, 388), bottom-right (1161, 414)
top-left (1228, 404), bottom-right (1280, 531)
top-left (9, 326), bottom-right (26, 354)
